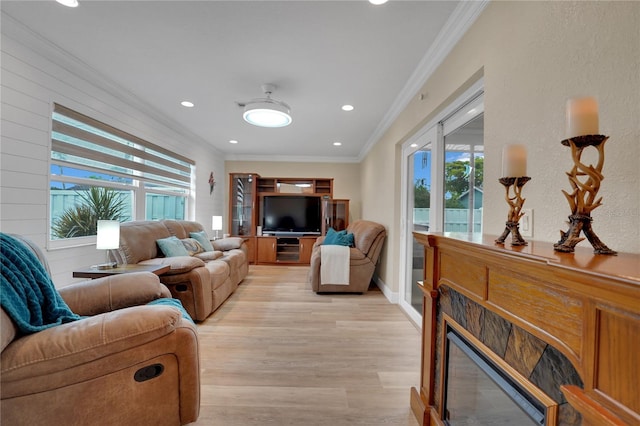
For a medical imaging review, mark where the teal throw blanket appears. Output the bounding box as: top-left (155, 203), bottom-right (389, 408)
top-left (147, 297), bottom-right (194, 323)
top-left (1, 233), bottom-right (81, 334)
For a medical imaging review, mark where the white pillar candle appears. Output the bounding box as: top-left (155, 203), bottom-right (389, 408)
top-left (566, 97), bottom-right (599, 139)
top-left (502, 144), bottom-right (527, 177)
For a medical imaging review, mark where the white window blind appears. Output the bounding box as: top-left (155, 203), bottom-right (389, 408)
top-left (51, 104), bottom-right (193, 190)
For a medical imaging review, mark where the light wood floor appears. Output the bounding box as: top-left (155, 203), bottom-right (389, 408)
top-left (191, 265), bottom-right (421, 426)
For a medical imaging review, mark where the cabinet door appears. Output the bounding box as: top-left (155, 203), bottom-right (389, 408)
top-left (229, 173), bottom-right (258, 236)
top-left (256, 237), bottom-right (277, 263)
top-left (322, 199), bottom-right (349, 234)
top-left (299, 237), bottom-right (317, 264)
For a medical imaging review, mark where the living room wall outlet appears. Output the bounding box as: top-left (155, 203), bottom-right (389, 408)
top-left (519, 209), bottom-right (533, 238)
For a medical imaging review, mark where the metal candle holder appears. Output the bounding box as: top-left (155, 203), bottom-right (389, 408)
top-left (496, 176), bottom-right (530, 246)
top-left (554, 134), bottom-right (616, 255)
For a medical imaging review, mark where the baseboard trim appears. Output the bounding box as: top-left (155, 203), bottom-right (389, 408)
top-left (374, 276), bottom-right (398, 304)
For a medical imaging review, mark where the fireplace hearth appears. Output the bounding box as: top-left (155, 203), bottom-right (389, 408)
top-left (411, 233), bottom-right (640, 426)
top-left (435, 286), bottom-right (583, 425)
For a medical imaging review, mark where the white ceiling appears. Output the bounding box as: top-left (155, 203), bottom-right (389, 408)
top-left (2, 0), bottom-right (472, 162)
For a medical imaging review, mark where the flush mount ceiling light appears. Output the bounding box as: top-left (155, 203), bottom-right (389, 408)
top-left (56, 0), bottom-right (79, 7)
top-left (238, 84), bottom-right (292, 128)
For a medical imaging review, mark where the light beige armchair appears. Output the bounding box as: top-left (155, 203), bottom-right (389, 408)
top-left (308, 220), bottom-right (386, 293)
top-left (1, 235), bottom-right (200, 425)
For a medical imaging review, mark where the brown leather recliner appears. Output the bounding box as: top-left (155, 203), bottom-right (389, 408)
top-left (1, 235), bottom-right (200, 425)
top-left (308, 220), bottom-right (386, 293)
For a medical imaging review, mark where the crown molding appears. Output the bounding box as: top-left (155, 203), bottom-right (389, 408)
top-left (357, 0), bottom-right (489, 162)
top-left (1, 11), bottom-right (221, 157)
top-left (224, 153), bottom-right (361, 164)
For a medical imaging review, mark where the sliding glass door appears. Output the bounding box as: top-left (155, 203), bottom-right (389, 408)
top-left (405, 141), bottom-right (433, 317)
top-left (400, 84), bottom-right (483, 324)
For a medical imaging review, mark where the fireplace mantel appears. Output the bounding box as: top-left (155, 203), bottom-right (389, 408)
top-left (411, 232), bottom-right (640, 426)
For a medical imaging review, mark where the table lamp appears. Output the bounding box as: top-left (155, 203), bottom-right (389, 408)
top-left (96, 220), bottom-right (120, 269)
top-left (212, 215), bottom-right (223, 240)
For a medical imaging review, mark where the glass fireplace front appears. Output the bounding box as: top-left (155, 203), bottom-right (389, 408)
top-left (444, 327), bottom-right (547, 425)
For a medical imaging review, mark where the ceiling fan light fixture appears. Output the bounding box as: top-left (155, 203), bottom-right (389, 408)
top-left (241, 83), bottom-right (292, 128)
top-left (243, 100), bottom-right (292, 128)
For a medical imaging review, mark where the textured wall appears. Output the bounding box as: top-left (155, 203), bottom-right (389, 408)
top-left (361, 1), bottom-right (640, 295)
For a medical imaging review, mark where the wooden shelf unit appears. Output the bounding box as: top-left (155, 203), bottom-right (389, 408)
top-left (256, 177), bottom-right (333, 196)
top-left (229, 174), bottom-right (335, 265)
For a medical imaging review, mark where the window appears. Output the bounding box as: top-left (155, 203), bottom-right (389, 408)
top-left (50, 104), bottom-right (194, 246)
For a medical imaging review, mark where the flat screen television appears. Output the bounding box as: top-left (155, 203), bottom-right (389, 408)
top-left (262, 195), bottom-right (322, 234)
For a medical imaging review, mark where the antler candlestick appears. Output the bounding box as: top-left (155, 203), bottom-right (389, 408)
top-left (554, 135), bottom-right (616, 255)
top-left (496, 176), bottom-right (530, 246)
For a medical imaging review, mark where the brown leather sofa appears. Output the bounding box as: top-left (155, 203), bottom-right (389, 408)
top-left (110, 220), bottom-right (248, 321)
top-left (1, 235), bottom-right (200, 425)
top-left (308, 220), bottom-right (386, 293)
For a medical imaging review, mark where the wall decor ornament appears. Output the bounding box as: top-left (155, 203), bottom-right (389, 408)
top-left (209, 172), bottom-right (215, 195)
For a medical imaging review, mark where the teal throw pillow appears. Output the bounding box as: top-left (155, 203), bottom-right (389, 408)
top-left (157, 236), bottom-right (189, 257)
top-left (189, 231), bottom-right (214, 251)
top-left (323, 228), bottom-right (340, 245)
top-left (323, 228), bottom-right (353, 247)
top-left (343, 232), bottom-right (355, 247)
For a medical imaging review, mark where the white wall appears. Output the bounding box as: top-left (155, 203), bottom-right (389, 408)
top-left (360, 1), bottom-right (640, 294)
top-left (1, 15), bottom-right (226, 286)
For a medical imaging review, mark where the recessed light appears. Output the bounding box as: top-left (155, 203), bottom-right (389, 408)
top-left (410, 143), bottom-right (418, 148)
top-left (181, 101), bottom-right (194, 108)
top-left (369, 0), bottom-right (388, 5)
top-left (56, 0), bottom-right (79, 7)
top-left (333, 142), bottom-right (342, 146)
top-left (341, 105), bottom-right (354, 112)
top-left (229, 140), bottom-right (238, 144)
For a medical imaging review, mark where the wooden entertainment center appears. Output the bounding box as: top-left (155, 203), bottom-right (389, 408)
top-left (228, 173), bottom-right (349, 265)
top-left (411, 232), bottom-right (640, 426)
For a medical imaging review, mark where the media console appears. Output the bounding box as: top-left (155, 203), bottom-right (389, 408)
top-left (255, 235), bottom-right (317, 265)
top-left (229, 173), bottom-right (349, 265)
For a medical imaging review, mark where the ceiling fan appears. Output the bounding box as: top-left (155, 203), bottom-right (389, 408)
top-left (236, 84), bottom-right (292, 128)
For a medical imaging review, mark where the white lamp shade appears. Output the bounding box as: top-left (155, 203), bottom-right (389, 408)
top-left (212, 216), bottom-right (223, 231)
top-left (96, 220), bottom-right (120, 250)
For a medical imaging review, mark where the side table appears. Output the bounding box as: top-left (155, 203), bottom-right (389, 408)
top-left (73, 264), bottom-right (170, 279)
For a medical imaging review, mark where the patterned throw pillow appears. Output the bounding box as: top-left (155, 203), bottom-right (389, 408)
top-left (181, 238), bottom-right (205, 256)
top-left (156, 236), bottom-right (189, 257)
top-left (189, 231), bottom-right (215, 252)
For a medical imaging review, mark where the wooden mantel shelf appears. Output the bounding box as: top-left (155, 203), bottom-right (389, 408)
top-left (414, 232), bottom-right (640, 286)
top-left (411, 232), bottom-right (640, 426)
